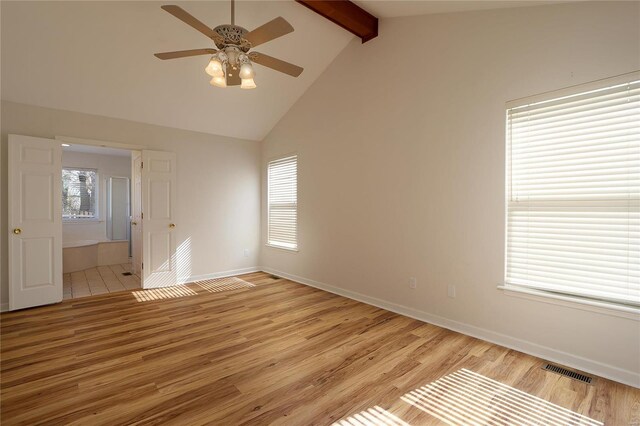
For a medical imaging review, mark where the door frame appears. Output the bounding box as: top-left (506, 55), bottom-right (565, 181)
top-left (7, 135), bottom-right (184, 311)
top-left (7, 136), bottom-right (156, 311)
top-left (55, 136), bottom-right (147, 151)
top-left (6, 136), bottom-right (184, 310)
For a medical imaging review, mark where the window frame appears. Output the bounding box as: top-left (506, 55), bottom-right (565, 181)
top-left (501, 71), bottom-right (640, 316)
top-left (266, 154), bottom-right (298, 252)
top-left (62, 167), bottom-right (100, 222)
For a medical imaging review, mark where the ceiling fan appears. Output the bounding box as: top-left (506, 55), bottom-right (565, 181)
top-left (154, 0), bottom-right (304, 89)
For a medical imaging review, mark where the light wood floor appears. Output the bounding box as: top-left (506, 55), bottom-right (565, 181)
top-left (63, 263), bottom-right (141, 299)
top-left (1, 272), bottom-right (638, 425)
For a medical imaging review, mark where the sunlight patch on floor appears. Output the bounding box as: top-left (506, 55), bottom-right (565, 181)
top-left (401, 368), bottom-right (602, 426)
top-left (132, 286), bottom-right (198, 302)
top-left (194, 277), bottom-right (255, 293)
top-left (332, 405), bottom-right (411, 426)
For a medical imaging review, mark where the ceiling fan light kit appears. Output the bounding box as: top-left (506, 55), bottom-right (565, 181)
top-left (155, 0), bottom-right (304, 90)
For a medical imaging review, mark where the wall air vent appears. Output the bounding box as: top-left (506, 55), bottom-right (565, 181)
top-left (543, 363), bottom-right (593, 384)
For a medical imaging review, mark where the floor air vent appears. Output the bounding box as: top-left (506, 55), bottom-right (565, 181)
top-left (269, 275), bottom-right (280, 280)
top-left (543, 363), bottom-right (593, 384)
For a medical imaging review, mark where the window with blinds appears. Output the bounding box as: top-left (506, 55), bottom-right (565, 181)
top-left (506, 75), bottom-right (639, 307)
top-left (62, 168), bottom-right (98, 220)
top-left (268, 155), bottom-right (298, 250)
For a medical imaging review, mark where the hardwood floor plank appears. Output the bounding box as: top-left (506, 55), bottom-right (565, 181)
top-left (2, 272), bottom-right (638, 425)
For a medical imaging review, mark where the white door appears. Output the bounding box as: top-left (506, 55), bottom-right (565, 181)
top-left (141, 150), bottom-right (177, 288)
top-left (131, 151), bottom-right (143, 275)
top-left (8, 135), bottom-right (63, 310)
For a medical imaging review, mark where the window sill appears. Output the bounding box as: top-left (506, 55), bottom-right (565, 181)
top-left (498, 284), bottom-right (640, 321)
top-left (265, 243), bottom-right (298, 253)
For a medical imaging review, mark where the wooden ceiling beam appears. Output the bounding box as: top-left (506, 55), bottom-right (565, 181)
top-left (295, 0), bottom-right (378, 43)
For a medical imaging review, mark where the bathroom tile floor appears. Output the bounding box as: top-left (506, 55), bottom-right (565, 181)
top-left (63, 263), bottom-right (141, 299)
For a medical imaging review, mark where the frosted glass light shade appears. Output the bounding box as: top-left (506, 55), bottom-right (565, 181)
top-left (210, 76), bottom-right (227, 88)
top-left (239, 62), bottom-right (255, 79)
top-left (241, 78), bottom-right (256, 89)
top-left (205, 58), bottom-right (224, 77)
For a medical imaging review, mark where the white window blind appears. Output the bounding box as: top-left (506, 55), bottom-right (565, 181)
top-left (506, 77), bottom-right (640, 307)
top-left (268, 155), bottom-right (298, 250)
top-left (62, 168), bottom-right (98, 220)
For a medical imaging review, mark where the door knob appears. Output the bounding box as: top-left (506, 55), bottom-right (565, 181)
top-left (13, 228), bottom-right (22, 235)
top-left (169, 223), bottom-right (176, 228)
top-left (132, 221), bottom-right (138, 225)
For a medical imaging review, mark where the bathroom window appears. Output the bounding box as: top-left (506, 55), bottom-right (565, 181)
top-left (62, 168), bottom-right (98, 220)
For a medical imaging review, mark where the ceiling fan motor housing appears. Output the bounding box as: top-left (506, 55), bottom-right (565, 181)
top-left (213, 25), bottom-right (251, 52)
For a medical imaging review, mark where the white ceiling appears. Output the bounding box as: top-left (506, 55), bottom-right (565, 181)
top-left (1, 1), bottom-right (353, 141)
top-left (355, 1), bottom-right (574, 18)
top-left (1, 1), bottom-right (575, 141)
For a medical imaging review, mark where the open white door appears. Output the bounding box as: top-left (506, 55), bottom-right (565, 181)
top-left (8, 135), bottom-right (63, 310)
top-left (141, 150), bottom-right (177, 288)
top-left (131, 151), bottom-right (143, 276)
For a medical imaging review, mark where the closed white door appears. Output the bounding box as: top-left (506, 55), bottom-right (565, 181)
top-left (141, 150), bottom-right (177, 288)
top-left (131, 152), bottom-right (143, 275)
top-left (8, 135), bottom-right (63, 310)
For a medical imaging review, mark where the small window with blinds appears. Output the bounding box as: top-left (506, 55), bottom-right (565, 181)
top-left (62, 168), bottom-right (98, 220)
top-left (267, 155), bottom-right (298, 250)
top-left (506, 74), bottom-right (639, 308)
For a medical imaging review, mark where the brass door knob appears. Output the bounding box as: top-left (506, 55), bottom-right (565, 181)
top-left (13, 228), bottom-right (22, 235)
top-left (169, 223), bottom-right (176, 228)
top-left (132, 221), bottom-right (138, 225)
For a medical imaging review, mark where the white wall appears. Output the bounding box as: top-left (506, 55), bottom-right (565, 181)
top-left (62, 151), bottom-right (131, 242)
top-left (1, 100), bottom-right (261, 307)
top-left (260, 2), bottom-right (640, 386)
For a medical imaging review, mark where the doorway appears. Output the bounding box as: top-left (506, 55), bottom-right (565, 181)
top-left (8, 135), bottom-right (178, 310)
top-left (59, 143), bottom-right (139, 299)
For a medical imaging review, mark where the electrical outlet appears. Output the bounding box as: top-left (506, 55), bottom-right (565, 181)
top-left (244, 248), bottom-right (249, 258)
top-left (448, 285), bottom-right (456, 298)
top-left (409, 277), bottom-right (417, 289)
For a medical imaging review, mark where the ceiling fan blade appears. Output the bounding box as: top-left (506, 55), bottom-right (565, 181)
top-left (226, 66), bottom-right (241, 86)
top-left (250, 52), bottom-right (303, 77)
top-left (244, 17), bottom-right (294, 48)
top-left (154, 48), bottom-right (217, 60)
top-left (161, 5), bottom-right (223, 43)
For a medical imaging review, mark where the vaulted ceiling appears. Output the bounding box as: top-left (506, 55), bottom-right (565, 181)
top-left (1, 1), bottom-right (353, 141)
top-left (1, 1), bottom-right (570, 141)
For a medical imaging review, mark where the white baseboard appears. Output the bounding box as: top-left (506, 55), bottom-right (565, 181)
top-left (176, 267), bottom-right (261, 285)
top-left (262, 267), bottom-right (640, 389)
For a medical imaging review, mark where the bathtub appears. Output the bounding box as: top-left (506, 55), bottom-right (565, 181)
top-left (63, 239), bottom-right (101, 249)
top-left (63, 239), bottom-right (129, 273)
